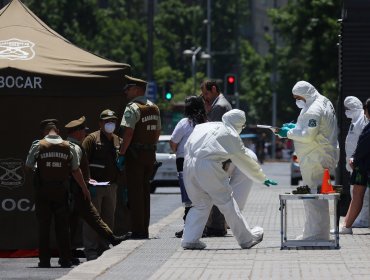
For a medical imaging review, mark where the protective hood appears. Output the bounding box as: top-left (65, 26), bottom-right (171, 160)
top-left (292, 81), bottom-right (319, 106)
top-left (344, 96), bottom-right (363, 110)
top-left (222, 109), bottom-right (246, 134)
top-left (344, 96), bottom-right (364, 122)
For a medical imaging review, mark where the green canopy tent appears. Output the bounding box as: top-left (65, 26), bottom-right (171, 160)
top-left (0, 0), bottom-right (130, 249)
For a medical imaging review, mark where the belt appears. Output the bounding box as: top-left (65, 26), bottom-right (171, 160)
top-left (130, 143), bottom-right (156, 151)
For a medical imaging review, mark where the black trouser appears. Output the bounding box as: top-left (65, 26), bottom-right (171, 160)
top-left (35, 185), bottom-right (71, 263)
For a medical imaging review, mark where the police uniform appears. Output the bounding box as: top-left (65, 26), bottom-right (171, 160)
top-left (25, 119), bottom-right (79, 268)
top-left (65, 117), bottom-right (120, 250)
top-left (82, 110), bottom-right (121, 260)
top-left (121, 76), bottom-right (161, 238)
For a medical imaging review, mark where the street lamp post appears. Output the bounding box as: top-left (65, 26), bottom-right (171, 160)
top-left (183, 47), bottom-right (211, 94)
top-left (191, 47), bottom-right (202, 94)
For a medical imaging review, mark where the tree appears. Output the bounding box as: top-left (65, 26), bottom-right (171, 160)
top-left (25, 0), bottom-right (147, 73)
top-left (239, 40), bottom-right (272, 124)
top-left (268, 0), bottom-right (342, 123)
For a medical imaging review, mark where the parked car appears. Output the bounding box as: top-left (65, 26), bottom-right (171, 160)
top-left (150, 135), bottom-right (178, 193)
top-left (290, 152), bottom-right (302, 185)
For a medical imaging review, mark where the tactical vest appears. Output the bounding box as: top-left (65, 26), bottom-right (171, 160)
top-left (89, 131), bottom-right (121, 182)
top-left (37, 139), bottom-right (71, 183)
top-left (131, 102), bottom-right (160, 146)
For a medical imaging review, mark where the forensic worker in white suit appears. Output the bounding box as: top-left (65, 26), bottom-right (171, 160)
top-left (227, 149), bottom-right (258, 211)
top-left (344, 96), bottom-right (369, 228)
top-left (277, 81), bottom-right (339, 240)
top-left (181, 109), bottom-right (277, 250)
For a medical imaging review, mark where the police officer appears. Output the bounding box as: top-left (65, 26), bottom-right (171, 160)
top-left (82, 110), bottom-right (122, 260)
top-left (65, 117), bottom-right (130, 257)
top-left (25, 119), bottom-right (90, 268)
top-left (118, 75), bottom-right (161, 239)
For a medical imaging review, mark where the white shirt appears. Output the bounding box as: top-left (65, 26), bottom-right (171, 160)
top-left (170, 118), bottom-right (195, 158)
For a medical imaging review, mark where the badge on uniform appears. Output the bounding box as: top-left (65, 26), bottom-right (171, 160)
top-left (124, 110), bottom-right (132, 119)
top-left (308, 119), bottom-right (317, 127)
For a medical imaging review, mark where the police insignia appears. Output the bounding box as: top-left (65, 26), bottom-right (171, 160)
top-left (308, 119), bottom-right (317, 127)
top-left (124, 111), bottom-right (132, 119)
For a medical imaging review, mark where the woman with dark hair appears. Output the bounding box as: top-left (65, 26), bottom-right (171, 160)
top-left (170, 96), bottom-right (207, 238)
top-left (336, 98), bottom-right (370, 234)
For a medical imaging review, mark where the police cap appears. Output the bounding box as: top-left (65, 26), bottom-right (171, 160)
top-left (123, 75), bottom-right (147, 91)
top-left (65, 116), bottom-right (88, 132)
top-left (100, 109), bottom-right (118, 120)
top-left (40, 119), bottom-right (58, 131)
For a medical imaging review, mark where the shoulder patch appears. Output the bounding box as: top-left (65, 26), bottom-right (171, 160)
top-left (124, 110), bottom-right (132, 119)
top-left (308, 119), bottom-right (317, 127)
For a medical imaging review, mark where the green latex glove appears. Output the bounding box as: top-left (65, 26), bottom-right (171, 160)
top-left (264, 179), bottom-right (278, 187)
top-left (283, 123), bottom-right (296, 129)
top-left (116, 155), bottom-right (125, 171)
top-left (278, 126), bottom-right (290, 138)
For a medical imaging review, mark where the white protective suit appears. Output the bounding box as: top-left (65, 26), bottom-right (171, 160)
top-left (182, 109), bottom-right (267, 248)
top-left (227, 148), bottom-right (258, 210)
top-left (344, 96), bottom-right (369, 227)
top-left (287, 81), bottom-right (339, 240)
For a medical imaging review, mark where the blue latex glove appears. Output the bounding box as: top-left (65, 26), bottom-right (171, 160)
top-left (264, 179), bottom-right (278, 187)
top-left (116, 155), bottom-right (125, 171)
top-left (283, 123), bottom-right (296, 129)
top-left (278, 126), bottom-right (290, 138)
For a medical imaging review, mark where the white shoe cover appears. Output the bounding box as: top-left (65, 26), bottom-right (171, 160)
top-left (181, 240), bottom-right (207, 250)
top-left (330, 226), bottom-right (352, 235)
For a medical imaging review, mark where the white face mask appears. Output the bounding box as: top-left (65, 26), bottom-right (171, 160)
top-left (104, 122), bottom-right (116, 134)
top-left (295, 99), bottom-right (306, 109)
top-left (345, 110), bottom-right (355, 119)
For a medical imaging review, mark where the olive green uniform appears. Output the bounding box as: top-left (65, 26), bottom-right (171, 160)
top-left (26, 135), bottom-right (79, 265)
top-left (121, 96), bottom-right (161, 237)
top-left (82, 130), bottom-right (121, 260)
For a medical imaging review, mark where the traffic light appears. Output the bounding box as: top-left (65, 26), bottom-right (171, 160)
top-left (224, 73), bottom-right (237, 95)
top-left (163, 81), bottom-right (173, 101)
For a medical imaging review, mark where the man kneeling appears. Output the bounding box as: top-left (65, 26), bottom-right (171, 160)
top-left (181, 109), bottom-right (277, 250)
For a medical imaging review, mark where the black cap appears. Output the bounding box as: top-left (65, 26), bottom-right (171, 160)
top-left (40, 119), bottom-right (58, 131)
top-left (123, 75), bottom-right (147, 91)
top-left (100, 109), bottom-right (118, 120)
top-left (65, 116), bottom-right (88, 132)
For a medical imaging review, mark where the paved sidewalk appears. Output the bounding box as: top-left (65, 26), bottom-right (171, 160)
top-left (59, 164), bottom-right (370, 280)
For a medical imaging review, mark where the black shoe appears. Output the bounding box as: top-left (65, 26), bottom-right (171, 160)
top-left (71, 248), bottom-right (85, 258)
top-left (111, 232), bottom-right (132, 246)
top-left (58, 259), bottom-right (72, 268)
top-left (203, 227), bottom-right (227, 237)
top-left (130, 232), bottom-right (149, 239)
top-left (58, 257), bottom-right (80, 266)
top-left (71, 257), bottom-right (80, 266)
top-left (38, 261), bottom-right (51, 268)
top-left (175, 229), bottom-right (183, 238)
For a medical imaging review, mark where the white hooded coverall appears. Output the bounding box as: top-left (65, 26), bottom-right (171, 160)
top-left (181, 109), bottom-right (266, 248)
top-left (287, 81), bottom-right (339, 240)
top-left (344, 96), bottom-right (369, 227)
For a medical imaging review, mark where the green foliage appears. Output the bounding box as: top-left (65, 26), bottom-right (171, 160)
top-left (16, 0), bottom-right (341, 126)
top-left (269, 0), bottom-right (342, 123)
top-left (239, 40), bottom-right (272, 123)
top-left (25, 0), bottom-right (146, 72)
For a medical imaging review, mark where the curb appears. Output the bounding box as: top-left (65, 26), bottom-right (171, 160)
top-left (57, 206), bottom-right (183, 280)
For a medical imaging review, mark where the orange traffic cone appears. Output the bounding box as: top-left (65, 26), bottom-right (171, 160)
top-left (321, 168), bottom-right (335, 194)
